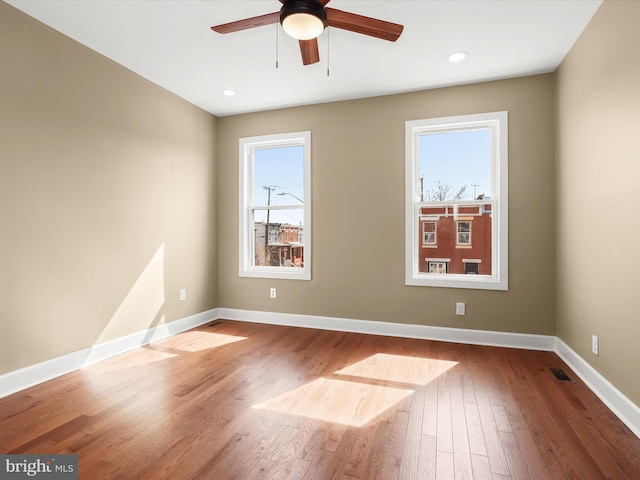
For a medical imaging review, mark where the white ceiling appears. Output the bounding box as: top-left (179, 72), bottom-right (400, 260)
top-left (6, 0), bottom-right (602, 117)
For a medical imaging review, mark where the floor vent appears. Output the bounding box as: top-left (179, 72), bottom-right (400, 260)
top-left (549, 367), bottom-right (574, 382)
top-left (206, 320), bottom-right (224, 328)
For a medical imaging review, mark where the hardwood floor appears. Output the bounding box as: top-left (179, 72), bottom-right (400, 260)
top-left (1, 320), bottom-right (639, 479)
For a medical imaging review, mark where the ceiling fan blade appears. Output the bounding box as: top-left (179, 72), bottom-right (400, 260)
top-left (299, 39), bottom-right (320, 65)
top-left (211, 11), bottom-right (279, 34)
top-left (325, 7), bottom-right (403, 42)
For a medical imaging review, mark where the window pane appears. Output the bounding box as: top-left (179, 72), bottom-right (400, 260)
top-left (417, 129), bottom-right (491, 276)
top-left (457, 222), bottom-right (470, 233)
top-left (424, 232), bottom-right (435, 244)
top-left (252, 208), bottom-right (304, 267)
top-left (464, 263), bottom-right (479, 274)
top-left (251, 145), bottom-right (304, 267)
top-left (458, 232), bottom-right (470, 244)
top-left (253, 145), bottom-right (304, 206)
top-left (428, 262), bottom-right (448, 274)
top-left (417, 204), bottom-right (492, 275)
top-left (419, 129), bottom-right (491, 201)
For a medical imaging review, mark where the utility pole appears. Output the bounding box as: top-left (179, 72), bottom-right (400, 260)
top-left (472, 184), bottom-right (480, 200)
top-left (420, 176), bottom-right (424, 202)
top-left (263, 185), bottom-right (280, 265)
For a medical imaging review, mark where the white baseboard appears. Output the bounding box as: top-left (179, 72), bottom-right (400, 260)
top-left (2, 306), bottom-right (638, 440)
top-left (555, 338), bottom-right (640, 439)
top-left (0, 308), bottom-right (219, 399)
top-left (217, 308), bottom-right (556, 351)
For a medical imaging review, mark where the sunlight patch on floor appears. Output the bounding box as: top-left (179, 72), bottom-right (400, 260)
top-left (334, 353), bottom-right (458, 386)
top-left (253, 353), bottom-right (457, 426)
top-left (253, 377), bottom-right (413, 427)
top-left (153, 331), bottom-right (247, 352)
top-left (84, 347), bottom-right (177, 374)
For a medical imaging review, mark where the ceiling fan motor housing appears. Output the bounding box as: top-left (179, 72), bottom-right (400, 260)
top-left (280, 0), bottom-right (328, 40)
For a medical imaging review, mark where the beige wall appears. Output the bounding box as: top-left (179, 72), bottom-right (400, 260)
top-left (217, 74), bottom-right (557, 335)
top-left (556, 0), bottom-right (640, 405)
top-left (0, 3), bottom-right (218, 374)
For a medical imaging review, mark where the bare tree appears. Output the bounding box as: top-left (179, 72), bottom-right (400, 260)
top-left (426, 180), bottom-right (468, 201)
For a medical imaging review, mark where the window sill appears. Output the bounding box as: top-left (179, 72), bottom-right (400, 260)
top-left (406, 273), bottom-right (507, 291)
top-left (240, 267), bottom-right (310, 281)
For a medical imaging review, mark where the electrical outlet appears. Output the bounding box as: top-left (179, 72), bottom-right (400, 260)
top-left (270, 287), bottom-right (277, 299)
top-left (592, 335), bottom-right (599, 356)
top-left (455, 302), bottom-right (465, 316)
top-left (180, 288), bottom-right (186, 301)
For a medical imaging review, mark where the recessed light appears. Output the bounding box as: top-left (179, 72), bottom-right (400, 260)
top-left (448, 51), bottom-right (468, 63)
top-left (221, 89), bottom-right (236, 97)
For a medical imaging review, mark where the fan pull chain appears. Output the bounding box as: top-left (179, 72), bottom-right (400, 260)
top-left (275, 22), bottom-right (279, 69)
top-left (326, 27), bottom-right (330, 77)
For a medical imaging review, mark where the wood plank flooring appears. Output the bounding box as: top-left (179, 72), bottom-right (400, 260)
top-left (1, 320), bottom-right (639, 479)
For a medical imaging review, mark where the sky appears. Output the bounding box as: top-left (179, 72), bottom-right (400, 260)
top-left (419, 128), bottom-right (491, 201)
top-left (253, 145), bottom-right (304, 225)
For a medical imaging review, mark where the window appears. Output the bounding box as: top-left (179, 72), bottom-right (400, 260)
top-left (456, 221), bottom-right (471, 246)
top-left (464, 260), bottom-right (480, 275)
top-left (405, 112), bottom-right (508, 290)
top-left (428, 261), bottom-right (449, 274)
top-left (422, 222), bottom-right (437, 246)
top-left (239, 131), bottom-right (311, 280)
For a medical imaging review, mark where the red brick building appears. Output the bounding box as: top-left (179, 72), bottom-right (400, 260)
top-left (277, 224), bottom-right (304, 267)
top-left (418, 203), bottom-right (492, 275)
top-left (254, 222), bottom-right (304, 267)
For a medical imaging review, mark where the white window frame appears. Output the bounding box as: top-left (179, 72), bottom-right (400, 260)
top-left (239, 131), bottom-right (311, 280)
top-left (405, 112), bottom-right (508, 290)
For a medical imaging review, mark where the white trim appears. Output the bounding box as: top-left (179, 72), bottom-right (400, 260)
top-left (555, 338), bottom-right (640, 439)
top-left (217, 308), bottom-right (555, 351)
top-left (0, 308), bottom-right (218, 399)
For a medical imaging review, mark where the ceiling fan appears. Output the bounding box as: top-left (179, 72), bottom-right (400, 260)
top-left (211, 0), bottom-right (404, 66)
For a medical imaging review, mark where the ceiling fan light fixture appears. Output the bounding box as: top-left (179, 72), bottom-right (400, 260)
top-left (280, 0), bottom-right (327, 40)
